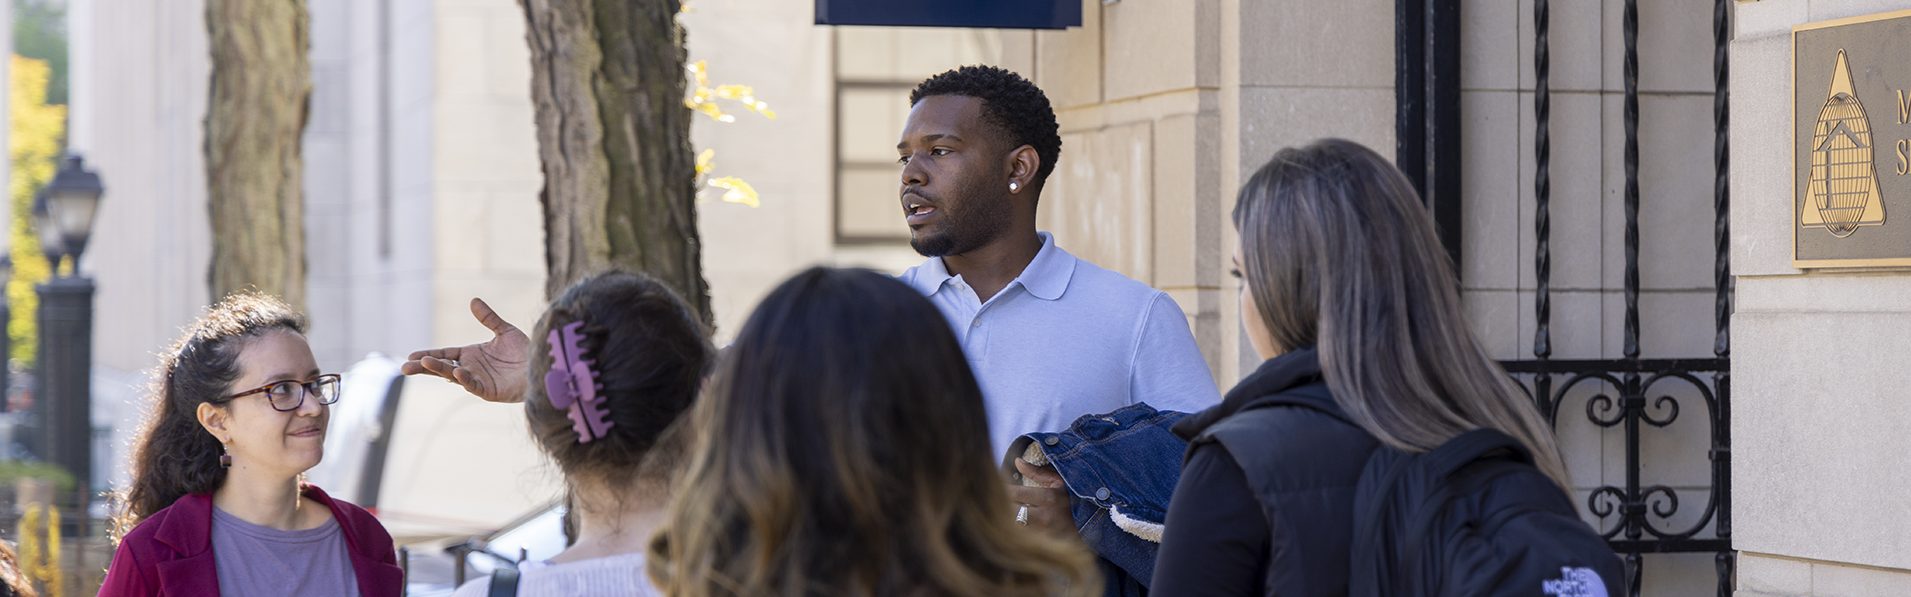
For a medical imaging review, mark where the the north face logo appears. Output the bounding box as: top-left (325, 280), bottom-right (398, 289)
top-left (1541, 566), bottom-right (1609, 597)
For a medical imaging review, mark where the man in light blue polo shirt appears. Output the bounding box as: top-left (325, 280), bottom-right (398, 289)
top-left (895, 67), bottom-right (1220, 488)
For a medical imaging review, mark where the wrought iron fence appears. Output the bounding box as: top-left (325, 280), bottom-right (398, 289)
top-left (1502, 0), bottom-right (1736, 595)
top-left (2, 485), bottom-right (114, 596)
top-left (1399, 0), bottom-right (1736, 593)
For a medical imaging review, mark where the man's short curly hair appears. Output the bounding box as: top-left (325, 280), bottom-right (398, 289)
top-left (910, 65), bottom-right (1062, 186)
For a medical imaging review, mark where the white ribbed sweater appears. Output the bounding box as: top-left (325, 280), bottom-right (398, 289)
top-left (449, 552), bottom-right (661, 597)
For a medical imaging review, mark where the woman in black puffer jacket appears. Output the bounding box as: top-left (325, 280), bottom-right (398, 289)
top-left (1153, 139), bottom-right (1573, 596)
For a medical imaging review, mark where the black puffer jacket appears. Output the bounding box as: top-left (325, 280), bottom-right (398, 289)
top-left (1160, 349), bottom-right (1378, 596)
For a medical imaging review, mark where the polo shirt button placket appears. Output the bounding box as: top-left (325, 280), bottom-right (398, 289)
top-left (964, 311), bottom-right (987, 362)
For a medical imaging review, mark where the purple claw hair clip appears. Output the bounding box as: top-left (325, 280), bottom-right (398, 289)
top-left (545, 321), bottom-right (615, 443)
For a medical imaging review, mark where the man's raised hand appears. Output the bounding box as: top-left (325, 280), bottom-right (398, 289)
top-left (400, 297), bottom-right (531, 403)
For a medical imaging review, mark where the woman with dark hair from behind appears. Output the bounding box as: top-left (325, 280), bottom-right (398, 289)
top-left (426, 271), bottom-right (714, 596)
top-left (1152, 139), bottom-right (1579, 595)
top-left (100, 293), bottom-right (402, 596)
top-left (646, 267), bottom-right (1099, 597)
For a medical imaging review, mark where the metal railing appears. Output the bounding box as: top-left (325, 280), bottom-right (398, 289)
top-left (2, 486), bottom-right (114, 596)
top-left (1502, 1), bottom-right (1736, 595)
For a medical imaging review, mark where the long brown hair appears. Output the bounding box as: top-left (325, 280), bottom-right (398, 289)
top-left (112, 293), bottom-right (306, 539)
top-left (1233, 138), bottom-right (1572, 490)
top-left (647, 267), bottom-right (1097, 597)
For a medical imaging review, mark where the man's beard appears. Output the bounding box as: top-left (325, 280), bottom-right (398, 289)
top-left (910, 231), bottom-right (959, 257)
top-left (910, 195), bottom-right (1011, 257)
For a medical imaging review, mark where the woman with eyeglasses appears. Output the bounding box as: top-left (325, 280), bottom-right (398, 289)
top-left (99, 293), bottom-right (402, 597)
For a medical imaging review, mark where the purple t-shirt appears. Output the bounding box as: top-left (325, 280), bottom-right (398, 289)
top-left (210, 506), bottom-right (361, 596)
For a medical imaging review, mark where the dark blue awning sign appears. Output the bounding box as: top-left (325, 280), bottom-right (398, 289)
top-left (816, 0), bottom-right (1083, 30)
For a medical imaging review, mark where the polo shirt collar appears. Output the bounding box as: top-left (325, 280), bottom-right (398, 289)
top-left (907, 251), bottom-right (956, 297)
top-left (910, 231), bottom-right (1076, 301)
top-left (1017, 232), bottom-right (1075, 301)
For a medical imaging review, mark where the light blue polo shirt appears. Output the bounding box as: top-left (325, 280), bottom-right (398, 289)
top-left (900, 232), bottom-right (1222, 457)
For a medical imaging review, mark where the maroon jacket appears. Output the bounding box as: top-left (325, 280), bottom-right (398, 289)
top-left (97, 485), bottom-right (403, 597)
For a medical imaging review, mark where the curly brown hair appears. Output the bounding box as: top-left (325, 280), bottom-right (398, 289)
top-left (111, 292), bottom-right (305, 540)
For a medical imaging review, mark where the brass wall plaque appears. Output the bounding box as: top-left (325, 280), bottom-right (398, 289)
top-left (1794, 10), bottom-right (1911, 268)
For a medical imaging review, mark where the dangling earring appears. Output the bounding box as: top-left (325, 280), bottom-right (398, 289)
top-left (219, 444), bottom-right (232, 468)
top-left (1009, 181), bottom-right (1021, 192)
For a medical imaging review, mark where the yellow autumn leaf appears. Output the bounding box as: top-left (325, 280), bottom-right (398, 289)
top-left (684, 61), bottom-right (774, 123)
top-left (695, 148), bottom-right (715, 176)
top-left (712, 84), bottom-right (753, 100)
top-left (692, 101), bottom-right (731, 122)
top-left (686, 60), bottom-right (710, 88)
top-left (706, 176), bottom-right (760, 208)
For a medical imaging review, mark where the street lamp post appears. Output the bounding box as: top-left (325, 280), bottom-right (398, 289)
top-left (22, 194), bottom-right (57, 459)
top-left (35, 155), bottom-right (103, 505)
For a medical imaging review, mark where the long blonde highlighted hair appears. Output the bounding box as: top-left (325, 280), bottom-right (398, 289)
top-left (647, 268), bottom-right (1098, 597)
top-left (1234, 139), bottom-right (1572, 491)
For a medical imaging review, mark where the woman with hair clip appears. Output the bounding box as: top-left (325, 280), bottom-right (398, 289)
top-left (645, 267), bottom-right (1100, 597)
top-left (99, 293), bottom-right (402, 596)
top-left (411, 271), bottom-right (714, 596)
top-left (1153, 139), bottom-right (1612, 596)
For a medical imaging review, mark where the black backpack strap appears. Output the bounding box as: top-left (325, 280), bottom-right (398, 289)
top-left (1349, 428), bottom-right (1538, 596)
top-left (487, 566), bottom-right (522, 597)
top-left (1396, 429), bottom-right (1538, 585)
top-left (1348, 447), bottom-right (1419, 597)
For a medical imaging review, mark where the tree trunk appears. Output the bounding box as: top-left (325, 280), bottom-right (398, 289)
top-left (204, 0), bottom-right (310, 310)
top-left (520, 0), bottom-right (710, 323)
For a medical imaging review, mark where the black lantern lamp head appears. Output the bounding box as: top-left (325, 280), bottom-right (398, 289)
top-left (45, 155), bottom-right (104, 266)
top-left (32, 190), bottom-right (62, 275)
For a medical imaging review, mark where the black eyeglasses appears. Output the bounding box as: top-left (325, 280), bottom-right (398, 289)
top-left (219, 374), bottom-right (342, 412)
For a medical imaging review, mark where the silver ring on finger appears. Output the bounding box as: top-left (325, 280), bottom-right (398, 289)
top-left (1015, 504), bottom-right (1030, 526)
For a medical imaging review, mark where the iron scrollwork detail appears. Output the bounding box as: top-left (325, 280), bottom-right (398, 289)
top-left (1504, 359), bottom-right (1732, 558)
